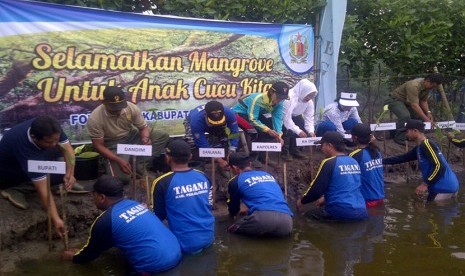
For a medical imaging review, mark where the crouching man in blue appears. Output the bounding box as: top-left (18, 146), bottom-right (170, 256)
top-left (184, 100), bottom-right (239, 170)
top-left (296, 131), bottom-right (368, 221)
top-left (383, 119), bottom-right (459, 201)
top-left (227, 152), bottom-right (293, 237)
top-left (62, 175), bottom-right (181, 274)
top-left (152, 139), bottom-right (214, 254)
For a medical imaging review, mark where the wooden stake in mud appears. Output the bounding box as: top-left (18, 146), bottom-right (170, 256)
top-left (283, 162), bottom-right (288, 200)
top-left (27, 160), bottom-right (67, 252)
top-left (199, 148), bottom-right (225, 210)
top-left (265, 151), bottom-right (269, 172)
top-left (145, 175), bottom-right (152, 209)
top-left (309, 146), bottom-right (315, 180)
top-left (117, 144), bottom-right (153, 200)
top-left (211, 157), bottom-right (216, 209)
top-left (132, 156), bottom-right (137, 200)
top-left (59, 184), bottom-right (69, 250)
top-left (46, 174), bottom-right (52, 252)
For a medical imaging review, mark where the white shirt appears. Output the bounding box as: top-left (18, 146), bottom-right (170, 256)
top-left (322, 102), bottom-right (362, 134)
top-left (283, 79), bottom-right (318, 135)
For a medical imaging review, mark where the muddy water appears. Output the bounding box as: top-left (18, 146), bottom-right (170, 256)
top-left (12, 175), bottom-right (465, 275)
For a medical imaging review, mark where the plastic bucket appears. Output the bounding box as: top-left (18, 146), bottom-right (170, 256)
top-left (74, 156), bottom-right (99, 180)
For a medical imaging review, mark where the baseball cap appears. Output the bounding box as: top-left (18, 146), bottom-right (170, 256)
top-left (204, 101), bottom-right (226, 126)
top-left (93, 175), bottom-right (124, 197)
top-left (228, 152), bottom-right (252, 167)
top-left (166, 139), bottom-right (191, 158)
top-left (399, 119), bottom-right (425, 132)
top-left (338, 92), bottom-right (359, 107)
top-left (315, 131), bottom-right (346, 145)
top-left (269, 81), bottom-right (290, 100)
top-left (103, 86), bottom-right (128, 112)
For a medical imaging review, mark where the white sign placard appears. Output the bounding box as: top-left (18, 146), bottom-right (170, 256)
top-left (455, 123), bottom-right (465, 130)
top-left (370, 122), bottom-right (396, 131)
top-left (343, 134), bottom-right (352, 139)
top-left (199, 148), bottom-right (225, 158)
top-left (117, 144), bottom-right (152, 156)
top-left (435, 121), bottom-right (456, 129)
top-left (424, 122), bottom-right (432, 130)
top-left (28, 160), bottom-right (66, 174)
top-left (296, 137), bottom-right (321, 146)
top-left (251, 142), bottom-right (282, 152)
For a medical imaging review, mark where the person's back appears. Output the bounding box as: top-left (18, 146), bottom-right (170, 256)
top-left (153, 169), bottom-right (214, 253)
top-left (106, 199), bottom-right (182, 272)
top-left (324, 155), bottom-right (367, 220)
top-left (350, 148), bottom-right (384, 206)
top-left (152, 139), bottom-right (214, 254)
top-left (227, 152), bottom-right (293, 237)
top-left (234, 170), bottom-right (292, 216)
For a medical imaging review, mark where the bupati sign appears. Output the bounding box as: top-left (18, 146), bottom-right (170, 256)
top-left (0, 0), bottom-right (314, 142)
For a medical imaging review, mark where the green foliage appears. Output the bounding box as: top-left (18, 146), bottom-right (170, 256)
top-left (341, 0), bottom-right (465, 77)
top-left (158, 0), bottom-right (325, 24)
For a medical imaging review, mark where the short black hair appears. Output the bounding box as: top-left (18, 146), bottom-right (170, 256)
top-left (30, 115), bottom-right (62, 140)
top-left (425, 73), bottom-right (443, 85)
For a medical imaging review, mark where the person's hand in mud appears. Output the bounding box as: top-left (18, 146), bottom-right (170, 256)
top-left (296, 196), bottom-right (303, 212)
top-left (415, 183), bottom-right (428, 197)
top-left (62, 248), bottom-right (79, 261)
top-left (63, 174), bottom-right (76, 191)
top-left (314, 196), bottom-right (325, 207)
top-left (239, 204), bottom-right (249, 216)
top-left (216, 157), bottom-right (230, 171)
top-left (53, 217), bottom-right (66, 239)
top-left (117, 157), bottom-right (132, 175)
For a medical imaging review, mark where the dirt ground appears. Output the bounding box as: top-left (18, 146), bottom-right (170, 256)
top-left (1, 134), bottom-right (464, 273)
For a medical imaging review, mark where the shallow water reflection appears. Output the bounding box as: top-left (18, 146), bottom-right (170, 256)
top-left (12, 174), bottom-right (465, 275)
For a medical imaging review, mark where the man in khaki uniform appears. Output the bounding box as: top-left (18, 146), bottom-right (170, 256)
top-left (87, 86), bottom-right (169, 184)
top-left (385, 73), bottom-right (443, 144)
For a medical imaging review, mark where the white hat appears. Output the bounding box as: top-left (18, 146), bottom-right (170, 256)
top-left (338, 92), bottom-right (359, 107)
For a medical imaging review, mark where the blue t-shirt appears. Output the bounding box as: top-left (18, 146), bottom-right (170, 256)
top-left (227, 170), bottom-right (293, 217)
top-left (187, 104), bottom-right (239, 149)
top-left (152, 169), bottom-right (214, 254)
top-left (73, 199), bottom-right (181, 273)
top-left (350, 148), bottom-right (385, 202)
top-left (0, 118), bottom-right (68, 182)
top-left (302, 155), bottom-right (368, 221)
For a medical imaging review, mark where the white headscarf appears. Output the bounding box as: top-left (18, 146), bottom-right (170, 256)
top-left (283, 79), bottom-right (318, 135)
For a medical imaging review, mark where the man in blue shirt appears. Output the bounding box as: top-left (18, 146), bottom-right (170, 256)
top-left (383, 119), bottom-right (459, 201)
top-left (297, 131), bottom-right (368, 221)
top-left (62, 175), bottom-right (182, 274)
top-left (227, 152), bottom-right (293, 237)
top-left (152, 139), bottom-right (214, 254)
top-left (184, 100), bottom-right (239, 170)
top-left (0, 116), bottom-right (85, 236)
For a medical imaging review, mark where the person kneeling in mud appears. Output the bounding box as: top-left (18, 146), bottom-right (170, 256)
top-left (383, 119), bottom-right (459, 201)
top-left (296, 131), bottom-right (368, 221)
top-left (62, 175), bottom-right (181, 274)
top-left (227, 152), bottom-right (293, 237)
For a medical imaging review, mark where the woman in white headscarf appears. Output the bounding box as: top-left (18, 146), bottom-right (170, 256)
top-left (282, 79), bottom-right (318, 160)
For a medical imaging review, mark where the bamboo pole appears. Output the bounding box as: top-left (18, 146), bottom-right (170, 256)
top-left (132, 157), bottom-right (137, 199)
top-left (283, 162), bottom-right (288, 200)
top-left (59, 184), bottom-right (69, 250)
top-left (46, 174), bottom-right (52, 252)
top-left (433, 67), bottom-right (454, 121)
top-left (145, 175), bottom-right (151, 209)
top-left (211, 158), bottom-right (216, 209)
